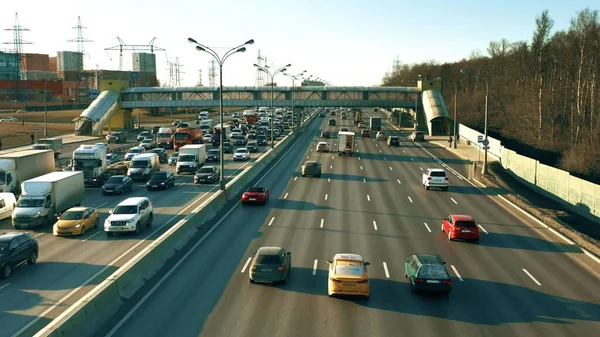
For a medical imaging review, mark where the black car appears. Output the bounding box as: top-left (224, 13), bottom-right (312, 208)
top-left (102, 175), bottom-right (133, 195)
top-left (206, 149), bottom-right (220, 162)
top-left (404, 254), bottom-right (452, 295)
top-left (151, 148), bottom-right (168, 163)
top-left (1, 232), bottom-right (39, 279)
top-left (222, 142), bottom-right (233, 153)
top-left (388, 136), bottom-right (400, 147)
top-left (147, 171), bottom-right (176, 190)
top-left (247, 141), bottom-right (259, 153)
top-left (194, 166), bottom-right (220, 184)
top-left (233, 138), bottom-right (247, 146)
top-left (256, 135), bottom-right (268, 146)
top-left (152, 126), bottom-right (161, 134)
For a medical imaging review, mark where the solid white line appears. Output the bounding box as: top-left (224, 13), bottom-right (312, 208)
top-left (373, 221), bottom-right (378, 231)
top-left (382, 262), bottom-right (390, 278)
top-left (325, 194), bottom-right (328, 200)
top-left (397, 179), bottom-right (401, 184)
top-left (523, 269), bottom-right (542, 286)
top-left (423, 223), bottom-right (432, 232)
top-left (408, 196), bottom-right (413, 203)
top-left (81, 231), bottom-right (101, 242)
top-left (472, 178), bottom-right (486, 187)
top-left (0, 283), bottom-right (9, 291)
top-left (33, 233), bottom-right (43, 238)
top-left (363, 178), bottom-right (366, 183)
top-left (178, 182), bottom-right (186, 187)
top-left (95, 202), bottom-right (109, 209)
top-left (284, 193), bottom-right (288, 199)
top-left (294, 177), bottom-right (297, 181)
top-left (478, 224), bottom-right (489, 234)
top-left (320, 219), bottom-right (324, 228)
top-left (328, 177), bottom-right (331, 182)
top-left (330, 165), bottom-right (332, 169)
top-left (240, 257), bottom-right (252, 273)
top-left (367, 195), bottom-right (371, 201)
top-left (312, 259), bottom-right (318, 275)
top-left (267, 217), bottom-right (275, 227)
top-left (547, 227), bottom-right (575, 245)
top-left (451, 198), bottom-right (458, 204)
top-left (360, 166), bottom-right (363, 170)
top-left (389, 166), bottom-right (393, 171)
top-left (410, 158), bottom-right (414, 161)
top-left (450, 265), bottom-right (463, 281)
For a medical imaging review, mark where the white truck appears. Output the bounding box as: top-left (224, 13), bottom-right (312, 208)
top-left (176, 144), bottom-right (207, 174)
top-left (73, 144), bottom-right (108, 187)
top-left (12, 171), bottom-right (85, 229)
top-left (0, 150), bottom-right (56, 195)
top-left (337, 131), bottom-right (355, 156)
top-left (35, 137), bottom-right (63, 158)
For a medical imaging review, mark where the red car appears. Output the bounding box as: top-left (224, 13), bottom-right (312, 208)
top-left (441, 215), bottom-right (480, 242)
top-left (241, 187), bottom-right (270, 205)
top-left (361, 130), bottom-right (371, 137)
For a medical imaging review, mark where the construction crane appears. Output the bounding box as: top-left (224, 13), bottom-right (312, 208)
top-left (104, 37), bottom-right (167, 71)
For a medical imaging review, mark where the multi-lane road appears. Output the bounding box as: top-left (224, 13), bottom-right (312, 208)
top-left (0, 110), bottom-right (307, 337)
top-left (97, 110), bottom-right (600, 337)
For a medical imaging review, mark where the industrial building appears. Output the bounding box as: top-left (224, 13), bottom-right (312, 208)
top-left (0, 51), bottom-right (20, 80)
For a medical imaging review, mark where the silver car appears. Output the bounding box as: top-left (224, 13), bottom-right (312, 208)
top-left (249, 246), bottom-right (292, 284)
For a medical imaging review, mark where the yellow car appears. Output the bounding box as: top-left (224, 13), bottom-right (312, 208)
top-left (53, 207), bottom-right (100, 236)
top-left (327, 253), bottom-right (370, 298)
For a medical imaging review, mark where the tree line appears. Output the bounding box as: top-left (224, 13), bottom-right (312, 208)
top-left (382, 8), bottom-right (600, 183)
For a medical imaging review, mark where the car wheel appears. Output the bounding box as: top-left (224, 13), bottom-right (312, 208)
top-left (80, 226), bottom-right (86, 236)
top-left (425, 186), bottom-right (429, 190)
top-left (1, 264), bottom-right (12, 279)
top-left (135, 223), bottom-right (141, 235)
top-left (27, 251), bottom-right (37, 265)
top-left (410, 282), bottom-right (416, 293)
top-left (249, 279), bottom-right (255, 284)
top-left (448, 230), bottom-right (452, 241)
top-left (147, 215), bottom-right (153, 227)
top-left (95, 219), bottom-right (99, 228)
top-left (106, 232), bottom-right (113, 237)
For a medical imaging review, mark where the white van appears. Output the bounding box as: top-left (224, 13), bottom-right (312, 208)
top-left (199, 111), bottom-right (209, 118)
top-left (0, 192), bottom-right (17, 221)
top-left (127, 153), bottom-right (160, 181)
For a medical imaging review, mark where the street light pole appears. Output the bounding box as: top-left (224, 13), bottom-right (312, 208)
top-left (453, 83), bottom-right (457, 149)
top-left (254, 63), bottom-right (291, 148)
top-left (460, 68), bottom-right (489, 174)
top-left (284, 70), bottom-right (306, 132)
top-left (189, 37), bottom-right (255, 190)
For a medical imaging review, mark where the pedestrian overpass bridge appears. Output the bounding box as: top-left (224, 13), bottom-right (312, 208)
top-left (75, 84), bottom-right (451, 136)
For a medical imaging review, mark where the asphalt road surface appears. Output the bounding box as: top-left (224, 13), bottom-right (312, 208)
top-left (98, 109), bottom-right (600, 337)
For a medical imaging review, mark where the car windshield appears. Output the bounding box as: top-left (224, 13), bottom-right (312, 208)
top-left (152, 149), bottom-right (163, 154)
top-left (131, 160), bottom-right (149, 168)
top-left (16, 197), bottom-right (44, 207)
top-left (430, 171), bottom-right (447, 177)
top-left (179, 155), bottom-right (195, 162)
top-left (106, 176), bottom-right (125, 184)
top-left (247, 187), bottom-right (264, 192)
top-left (208, 150), bottom-right (219, 154)
top-left (151, 172), bottom-right (167, 180)
top-left (61, 211), bottom-right (84, 220)
top-left (129, 148), bottom-right (143, 154)
top-left (335, 260), bottom-right (364, 276)
top-left (417, 265), bottom-right (448, 279)
top-left (255, 254), bottom-right (281, 264)
top-left (236, 149), bottom-right (247, 153)
top-left (113, 205), bottom-right (138, 215)
top-left (174, 133), bottom-right (188, 140)
top-left (170, 153), bottom-right (179, 158)
top-left (455, 220), bottom-right (477, 227)
top-left (197, 167), bottom-right (214, 174)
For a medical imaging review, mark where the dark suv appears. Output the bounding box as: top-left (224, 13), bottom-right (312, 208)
top-left (256, 135), bottom-right (268, 146)
top-left (0, 232), bottom-right (39, 279)
top-left (107, 132), bottom-right (127, 144)
top-left (404, 254), bottom-right (452, 295)
top-left (387, 136), bottom-right (400, 146)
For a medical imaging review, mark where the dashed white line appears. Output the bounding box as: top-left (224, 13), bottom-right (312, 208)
top-left (0, 283), bottom-right (9, 291)
top-left (403, 150), bottom-right (406, 153)
top-left (523, 269), bottom-right (542, 286)
top-left (373, 221), bottom-right (378, 231)
top-left (397, 179), bottom-right (401, 184)
top-left (81, 231), bottom-right (101, 242)
top-left (360, 166), bottom-right (363, 170)
top-left (423, 223), bottom-right (432, 232)
top-left (331, 156), bottom-right (334, 159)
top-left (451, 198), bottom-right (458, 204)
top-left (384, 157), bottom-right (387, 161)
top-left (94, 202), bottom-right (109, 209)
top-left (328, 177), bottom-right (331, 182)
top-left (330, 165), bottom-right (333, 169)
top-left (408, 196), bottom-right (413, 203)
top-left (478, 224), bottom-right (488, 234)
top-left (419, 167), bottom-right (423, 171)
top-left (325, 194), bottom-right (328, 200)
top-left (358, 157), bottom-right (361, 160)
top-left (367, 195), bottom-right (371, 201)
top-left (268, 217), bottom-right (275, 227)
top-left (306, 156), bottom-right (309, 159)
top-left (363, 178), bottom-right (366, 183)
top-left (451, 265), bottom-right (463, 281)
top-left (389, 166), bottom-right (393, 171)
top-left (294, 177), bottom-right (298, 181)
top-left (320, 219), bottom-right (324, 228)
top-left (240, 257), bottom-right (252, 273)
top-left (410, 158), bottom-right (414, 161)
top-left (382, 262), bottom-right (390, 278)
top-left (310, 149), bottom-right (313, 151)
top-left (312, 259), bottom-right (319, 275)
top-left (284, 193), bottom-right (289, 199)
top-left (34, 233), bottom-right (43, 238)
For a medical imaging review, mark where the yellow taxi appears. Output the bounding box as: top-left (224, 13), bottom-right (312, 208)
top-left (53, 207), bottom-right (100, 236)
top-left (326, 253), bottom-right (370, 298)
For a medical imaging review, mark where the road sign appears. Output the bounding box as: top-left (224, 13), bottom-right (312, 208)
top-left (477, 135), bottom-right (483, 143)
top-left (482, 139), bottom-right (489, 146)
top-left (33, 126), bottom-right (38, 131)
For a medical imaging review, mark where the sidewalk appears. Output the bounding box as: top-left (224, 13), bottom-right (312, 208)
top-left (0, 134), bottom-right (103, 155)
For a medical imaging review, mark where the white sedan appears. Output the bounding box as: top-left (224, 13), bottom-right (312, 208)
top-left (0, 117), bottom-right (19, 122)
top-left (202, 134), bottom-right (214, 142)
top-left (233, 148), bottom-right (250, 161)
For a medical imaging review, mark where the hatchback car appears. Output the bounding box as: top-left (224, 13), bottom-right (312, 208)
top-left (168, 152), bottom-right (179, 166)
top-left (328, 119), bottom-right (336, 126)
top-left (361, 129), bottom-right (371, 137)
top-left (301, 161), bottom-right (322, 177)
top-left (387, 136), bottom-right (400, 146)
top-left (249, 246), bottom-right (292, 284)
top-left (320, 131), bottom-right (329, 139)
top-left (233, 148), bottom-right (250, 161)
top-left (150, 148), bottom-right (168, 164)
top-left (241, 186), bottom-right (269, 205)
top-left (146, 171), bottom-right (175, 190)
top-left (222, 142), bottom-right (234, 153)
top-left (442, 214), bottom-right (480, 242)
top-left (247, 141), bottom-right (259, 153)
top-left (404, 254), bottom-right (452, 295)
top-left (102, 175), bottom-right (133, 195)
top-left (422, 168), bottom-right (449, 191)
top-left (316, 142), bottom-right (329, 152)
top-left (358, 122), bottom-right (366, 128)
top-left (53, 207), bottom-right (100, 236)
top-left (206, 148), bottom-right (220, 162)
top-left (327, 253), bottom-right (370, 298)
top-left (194, 166), bottom-right (220, 184)
top-left (0, 232), bottom-right (38, 279)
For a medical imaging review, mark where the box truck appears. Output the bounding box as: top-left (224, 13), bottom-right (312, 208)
top-left (338, 131), bottom-right (355, 156)
top-left (370, 117), bottom-right (382, 131)
top-left (176, 144), bottom-right (207, 174)
top-left (0, 150), bottom-right (55, 195)
top-left (12, 171), bottom-right (85, 228)
top-left (35, 137), bottom-right (63, 158)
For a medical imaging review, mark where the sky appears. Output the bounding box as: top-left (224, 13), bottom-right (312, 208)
top-left (0, 0), bottom-right (596, 87)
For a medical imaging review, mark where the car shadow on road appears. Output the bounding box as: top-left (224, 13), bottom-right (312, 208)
top-left (318, 173), bottom-right (387, 183)
top-left (476, 232), bottom-right (583, 253)
top-left (358, 152), bottom-right (468, 165)
top-left (272, 199), bottom-right (333, 211)
top-left (446, 185), bottom-right (507, 195)
top-left (275, 268), bottom-right (600, 325)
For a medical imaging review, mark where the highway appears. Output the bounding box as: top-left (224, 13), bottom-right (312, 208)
top-left (98, 109), bottom-right (600, 337)
top-left (0, 110), bottom-right (305, 337)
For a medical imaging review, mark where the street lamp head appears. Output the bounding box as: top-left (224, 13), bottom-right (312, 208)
top-left (195, 46), bottom-right (206, 52)
top-left (245, 39), bottom-right (255, 45)
top-left (281, 68), bottom-right (287, 73)
top-left (236, 47), bottom-right (247, 53)
top-left (188, 37), bottom-right (198, 44)
top-left (286, 63), bottom-right (292, 67)
top-left (253, 63), bottom-right (259, 68)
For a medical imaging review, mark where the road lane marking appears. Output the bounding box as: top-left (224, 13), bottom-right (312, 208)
top-left (325, 194), bottom-right (328, 200)
top-left (423, 223), bottom-right (432, 232)
top-left (320, 219), bottom-right (324, 228)
top-left (284, 193), bottom-right (289, 199)
top-left (451, 198), bottom-right (458, 204)
top-left (373, 221), bottom-right (378, 230)
top-left (379, 150), bottom-right (382, 153)
top-left (310, 149), bottom-right (313, 151)
top-left (450, 265), bottom-right (463, 281)
top-left (397, 179), bottom-right (401, 184)
top-left (94, 202), bottom-right (109, 209)
top-left (384, 157), bottom-right (387, 161)
top-left (331, 156), bottom-right (334, 159)
top-left (410, 158), bottom-right (414, 161)
top-left (294, 177), bottom-right (297, 181)
top-left (356, 149), bottom-right (359, 153)
top-left (81, 231), bottom-right (102, 242)
top-left (330, 165), bottom-right (332, 169)
top-left (240, 257), bottom-right (252, 273)
top-left (403, 150), bottom-right (406, 153)
top-left (389, 166), bottom-right (393, 171)
top-left (408, 196), bottom-right (413, 203)
top-left (33, 233), bottom-right (44, 238)
top-left (328, 177), bottom-right (331, 182)
top-left (478, 225), bottom-right (488, 234)
top-left (363, 178), bottom-right (366, 183)
top-left (312, 259), bottom-right (318, 275)
top-left (307, 156), bottom-right (309, 159)
top-left (360, 166), bottom-right (363, 170)
top-left (358, 157), bottom-right (361, 160)
top-left (382, 262), bottom-right (390, 278)
top-left (268, 217), bottom-right (275, 227)
top-left (0, 283), bottom-right (9, 291)
top-left (367, 195), bottom-right (371, 201)
top-left (523, 269), bottom-right (542, 286)
top-left (419, 167), bottom-right (423, 171)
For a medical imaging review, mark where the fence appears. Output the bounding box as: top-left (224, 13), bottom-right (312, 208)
top-left (458, 123), bottom-right (600, 223)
